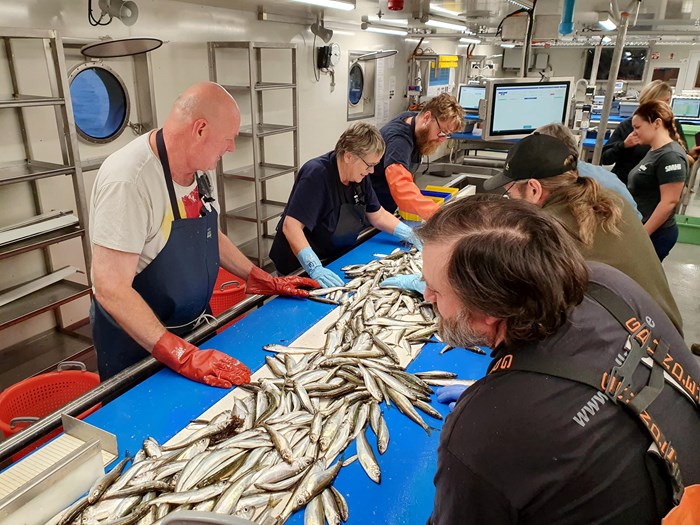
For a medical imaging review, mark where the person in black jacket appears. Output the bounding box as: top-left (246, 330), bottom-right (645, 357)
top-left (422, 196), bottom-right (700, 525)
top-left (601, 80), bottom-right (687, 184)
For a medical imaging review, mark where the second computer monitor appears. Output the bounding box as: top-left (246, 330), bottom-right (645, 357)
top-left (457, 84), bottom-right (486, 112)
top-left (671, 97), bottom-right (700, 119)
top-left (482, 78), bottom-right (573, 141)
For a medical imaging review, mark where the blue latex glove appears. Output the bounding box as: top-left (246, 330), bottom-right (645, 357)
top-left (393, 222), bottom-right (423, 251)
top-left (436, 385), bottom-right (469, 411)
top-left (297, 247), bottom-right (344, 288)
top-left (380, 273), bottom-right (426, 295)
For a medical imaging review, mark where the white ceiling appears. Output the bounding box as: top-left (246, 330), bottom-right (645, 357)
top-left (173, 0), bottom-right (700, 45)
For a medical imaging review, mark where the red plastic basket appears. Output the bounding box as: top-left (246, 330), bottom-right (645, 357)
top-left (0, 365), bottom-right (101, 461)
top-left (210, 268), bottom-right (247, 333)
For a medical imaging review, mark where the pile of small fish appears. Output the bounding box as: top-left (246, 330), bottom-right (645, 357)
top-left (57, 248), bottom-right (467, 525)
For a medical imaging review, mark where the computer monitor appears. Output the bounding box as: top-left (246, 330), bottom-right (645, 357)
top-left (671, 97), bottom-right (700, 119)
top-left (482, 78), bottom-right (573, 141)
top-left (457, 84), bottom-right (486, 112)
top-left (614, 80), bottom-right (625, 93)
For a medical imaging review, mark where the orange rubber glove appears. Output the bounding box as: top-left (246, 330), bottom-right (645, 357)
top-left (385, 163), bottom-right (440, 220)
top-left (245, 265), bottom-right (320, 297)
top-left (152, 332), bottom-right (250, 388)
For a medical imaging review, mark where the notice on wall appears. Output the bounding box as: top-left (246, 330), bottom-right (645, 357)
top-left (376, 59), bottom-right (387, 125)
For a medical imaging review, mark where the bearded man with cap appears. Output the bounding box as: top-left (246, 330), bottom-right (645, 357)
top-left (484, 133), bottom-right (682, 334)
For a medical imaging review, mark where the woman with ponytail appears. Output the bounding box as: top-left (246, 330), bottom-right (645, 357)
top-left (628, 100), bottom-right (688, 262)
top-left (602, 80), bottom-right (688, 184)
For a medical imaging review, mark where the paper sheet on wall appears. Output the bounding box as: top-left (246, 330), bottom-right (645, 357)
top-left (379, 101), bottom-right (390, 127)
top-left (376, 59), bottom-right (386, 125)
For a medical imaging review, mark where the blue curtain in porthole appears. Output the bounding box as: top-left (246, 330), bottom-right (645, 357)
top-left (70, 68), bottom-right (127, 139)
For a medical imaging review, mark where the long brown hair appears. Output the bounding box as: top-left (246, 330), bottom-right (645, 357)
top-left (634, 100), bottom-right (687, 153)
top-left (538, 171), bottom-right (623, 247)
top-left (417, 195), bottom-right (589, 347)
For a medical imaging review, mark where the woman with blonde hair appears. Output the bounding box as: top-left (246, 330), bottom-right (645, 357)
top-left (628, 100), bottom-right (688, 261)
top-left (602, 80), bottom-right (688, 183)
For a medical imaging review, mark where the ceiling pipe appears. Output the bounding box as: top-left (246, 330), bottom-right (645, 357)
top-left (560, 0), bottom-right (576, 35)
top-left (609, 0), bottom-right (621, 22)
top-left (592, 12), bottom-right (629, 165)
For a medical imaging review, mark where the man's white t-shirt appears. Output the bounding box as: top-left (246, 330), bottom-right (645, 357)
top-left (89, 132), bottom-right (219, 274)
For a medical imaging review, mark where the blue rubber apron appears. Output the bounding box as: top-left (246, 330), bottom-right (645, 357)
top-left (270, 176), bottom-right (368, 275)
top-left (92, 129), bottom-right (220, 380)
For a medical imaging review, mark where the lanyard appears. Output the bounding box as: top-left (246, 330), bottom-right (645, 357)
top-left (155, 129), bottom-right (182, 221)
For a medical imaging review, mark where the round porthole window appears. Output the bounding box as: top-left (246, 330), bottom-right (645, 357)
top-left (68, 63), bottom-right (130, 143)
top-left (348, 63), bottom-right (364, 106)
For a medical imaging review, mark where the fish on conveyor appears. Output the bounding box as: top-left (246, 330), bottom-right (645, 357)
top-left (59, 248), bottom-right (460, 525)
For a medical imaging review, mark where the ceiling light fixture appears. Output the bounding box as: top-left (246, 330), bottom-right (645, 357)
top-left (429, 3), bottom-right (461, 17)
top-left (425, 17), bottom-right (467, 32)
top-left (506, 0), bottom-right (533, 9)
top-left (598, 12), bottom-right (617, 30)
top-left (460, 37), bottom-right (482, 44)
top-left (501, 43), bottom-right (516, 48)
top-left (361, 23), bottom-right (408, 36)
top-left (290, 0), bottom-right (355, 11)
top-left (366, 15), bottom-right (408, 26)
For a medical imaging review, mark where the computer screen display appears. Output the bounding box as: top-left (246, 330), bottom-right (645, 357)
top-left (487, 80), bottom-right (571, 139)
top-left (458, 85), bottom-right (486, 111)
top-left (671, 98), bottom-right (700, 119)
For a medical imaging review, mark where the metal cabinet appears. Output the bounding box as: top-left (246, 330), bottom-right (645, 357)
top-left (0, 28), bottom-right (92, 388)
top-left (207, 41), bottom-right (299, 268)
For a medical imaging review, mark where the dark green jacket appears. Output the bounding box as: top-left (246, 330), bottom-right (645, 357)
top-left (543, 198), bottom-right (683, 334)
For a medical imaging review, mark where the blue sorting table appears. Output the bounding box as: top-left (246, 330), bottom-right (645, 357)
top-left (590, 115), bottom-right (625, 123)
top-left (582, 137), bottom-right (608, 148)
top-left (81, 231), bottom-right (492, 524)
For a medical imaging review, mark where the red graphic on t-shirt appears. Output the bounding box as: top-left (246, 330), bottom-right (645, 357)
top-left (181, 187), bottom-right (203, 218)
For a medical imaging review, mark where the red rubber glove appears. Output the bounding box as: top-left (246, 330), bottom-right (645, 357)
top-left (245, 265), bottom-right (319, 298)
top-left (152, 332), bottom-right (250, 388)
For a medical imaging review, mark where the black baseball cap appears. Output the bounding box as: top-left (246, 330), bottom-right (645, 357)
top-left (483, 133), bottom-right (576, 191)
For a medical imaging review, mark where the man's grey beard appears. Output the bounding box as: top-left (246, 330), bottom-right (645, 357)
top-left (438, 309), bottom-right (491, 349)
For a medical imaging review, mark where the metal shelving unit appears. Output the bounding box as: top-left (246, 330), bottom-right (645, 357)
top-left (0, 27), bottom-right (93, 378)
top-left (208, 41), bottom-right (299, 267)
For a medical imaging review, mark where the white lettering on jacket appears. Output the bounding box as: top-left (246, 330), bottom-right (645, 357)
top-left (665, 163), bottom-right (682, 173)
top-left (572, 391), bottom-right (608, 427)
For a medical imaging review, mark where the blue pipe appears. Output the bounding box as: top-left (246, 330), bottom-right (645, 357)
top-left (559, 0), bottom-right (575, 35)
